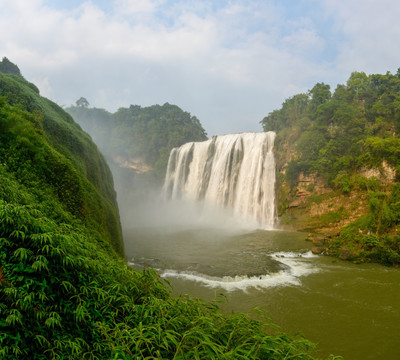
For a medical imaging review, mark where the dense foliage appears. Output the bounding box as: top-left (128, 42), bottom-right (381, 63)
top-left (0, 73), bottom-right (123, 254)
top-left (261, 70), bottom-right (400, 265)
top-left (67, 102), bottom-right (208, 181)
top-left (330, 183), bottom-right (400, 265)
top-left (261, 72), bottom-right (400, 182)
top-left (0, 61), bottom-right (331, 358)
top-left (0, 57), bottom-right (22, 76)
top-left (0, 201), bottom-right (325, 359)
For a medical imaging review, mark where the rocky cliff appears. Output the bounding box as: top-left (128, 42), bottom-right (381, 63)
top-left (262, 71), bottom-right (400, 264)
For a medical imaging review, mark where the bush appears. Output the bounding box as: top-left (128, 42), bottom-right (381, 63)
top-left (0, 202), bottom-right (320, 359)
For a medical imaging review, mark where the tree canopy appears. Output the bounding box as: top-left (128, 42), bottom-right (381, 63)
top-left (0, 57), bottom-right (21, 76)
top-left (262, 69), bottom-right (400, 265)
top-left (75, 97), bottom-right (89, 108)
top-left (261, 70), bottom-right (400, 184)
top-left (67, 102), bottom-right (208, 181)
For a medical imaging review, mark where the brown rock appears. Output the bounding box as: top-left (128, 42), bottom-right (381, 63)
top-left (338, 249), bottom-right (354, 260)
top-left (311, 246), bottom-right (324, 254)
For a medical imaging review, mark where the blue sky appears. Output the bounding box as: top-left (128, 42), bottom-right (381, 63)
top-left (1, 0), bottom-right (400, 136)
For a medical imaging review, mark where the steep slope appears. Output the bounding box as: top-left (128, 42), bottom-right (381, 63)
top-left (0, 72), bottom-right (123, 254)
top-left (261, 70), bottom-right (400, 265)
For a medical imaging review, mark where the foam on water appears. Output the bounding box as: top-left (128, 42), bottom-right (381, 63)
top-left (153, 251), bottom-right (320, 292)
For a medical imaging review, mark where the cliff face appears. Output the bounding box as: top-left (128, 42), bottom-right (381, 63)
top-left (262, 71), bottom-right (400, 265)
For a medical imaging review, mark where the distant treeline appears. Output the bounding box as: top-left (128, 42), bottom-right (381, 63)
top-left (67, 101), bottom-right (208, 181)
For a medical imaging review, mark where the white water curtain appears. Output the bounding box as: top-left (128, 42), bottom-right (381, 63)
top-left (163, 132), bottom-right (276, 227)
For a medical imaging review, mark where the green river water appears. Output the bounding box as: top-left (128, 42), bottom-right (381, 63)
top-left (124, 227), bottom-right (400, 359)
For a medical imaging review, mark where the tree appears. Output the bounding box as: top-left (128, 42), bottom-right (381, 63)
top-left (0, 57), bottom-right (21, 76)
top-left (309, 82), bottom-right (331, 108)
top-left (76, 97), bottom-right (90, 108)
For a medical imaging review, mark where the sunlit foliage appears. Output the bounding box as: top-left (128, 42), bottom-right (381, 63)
top-left (0, 72), bottom-right (123, 254)
top-left (261, 70), bottom-right (400, 265)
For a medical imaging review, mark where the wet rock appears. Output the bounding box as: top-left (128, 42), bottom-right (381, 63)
top-left (288, 197), bottom-right (307, 208)
top-left (338, 249), bottom-right (354, 260)
top-left (312, 236), bottom-right (326, 246)
top-left (311, 246), bottom-right (324, 255)
top-left (306, 234), bottom-right (326, 246)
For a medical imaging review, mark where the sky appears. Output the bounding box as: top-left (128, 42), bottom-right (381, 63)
top-left (1, 0), bottom-right (400, 136)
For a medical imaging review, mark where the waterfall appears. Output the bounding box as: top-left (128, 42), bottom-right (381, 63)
top-left (163, 132), bottom-right (276, 227)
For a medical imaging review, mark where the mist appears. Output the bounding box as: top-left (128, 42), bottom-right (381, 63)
top-left (111, 163), bottom-right (257, 234)
top-left (109, 132), bottom-right (277, 238)
top-left (65, 102), bottom-right (270, 237)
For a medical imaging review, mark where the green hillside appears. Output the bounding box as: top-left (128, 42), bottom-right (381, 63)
top-left (66, 101), bottom-right (208, 182)
top-left (0, 71), bottom-right (123, 254)
top-left (0, 61), bottom-right (327, 358)
top-left (262, 70), bottom-right (400, 265)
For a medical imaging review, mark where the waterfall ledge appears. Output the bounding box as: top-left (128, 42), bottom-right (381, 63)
top-left (163, 132), bottom-right (276, 227)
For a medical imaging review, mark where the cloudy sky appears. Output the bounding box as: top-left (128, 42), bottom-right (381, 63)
top-left (1, 0), bottom-right (400, 136)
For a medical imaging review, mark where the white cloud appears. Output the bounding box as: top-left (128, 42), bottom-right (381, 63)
top-left (31, 76), bottom-right (53, 98)
top-left (282, 26), bottom-right (324, 58)
top-left (114, 0), bottom-right (161, 16)
top-left (2, 0), bottom-right (398, 135)
top-left (325, 0), bottom-right (400, 75)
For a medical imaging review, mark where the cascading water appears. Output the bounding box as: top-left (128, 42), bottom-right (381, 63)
top-left (130, 131), bottom-right (320, 295)
top-left (163, 132), bottom-right (277, 227)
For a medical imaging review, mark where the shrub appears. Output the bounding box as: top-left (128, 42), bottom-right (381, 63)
top-left (0, 202), bottom-right (320, 359)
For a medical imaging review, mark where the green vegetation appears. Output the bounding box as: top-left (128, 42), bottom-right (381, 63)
top-left (67, 101), bottom-right (208, 182)
top-left (0, 57), bottom-right (22, 76)
top-left (330, 184), bottom-right (400, 265)
top-left (0, 61), bottom-right (330, 358)
top-left (262, 72), bottom-right (400, 183)
top-left (1, 202), bottom-right (326, 359)
top-left (307, 206), bottom-right (349, 229)
top-left (261, 70), bottom-right (400, 265)
top-left (1, 201), bottom-right (326, 359)
top-left (0, 72), bottom-right (122, 254)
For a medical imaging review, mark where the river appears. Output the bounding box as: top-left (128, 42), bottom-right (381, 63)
top-left (124, 227), bottom-right (400, 359)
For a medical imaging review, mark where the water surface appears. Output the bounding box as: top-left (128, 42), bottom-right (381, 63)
top-left (124, 227), bottom-right (400, 359)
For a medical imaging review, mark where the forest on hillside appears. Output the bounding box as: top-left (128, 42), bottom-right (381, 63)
top-left (67, 101), bottom-right (208, 181)
top-left (262, 71), bottom-right (400, 183)
top-left (262, 70), bottom-right (400, 265)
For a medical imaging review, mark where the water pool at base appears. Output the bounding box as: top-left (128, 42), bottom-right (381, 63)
top-left (124, 227), bottom-right (400, 359)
